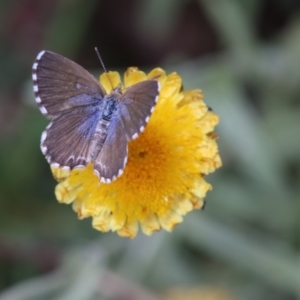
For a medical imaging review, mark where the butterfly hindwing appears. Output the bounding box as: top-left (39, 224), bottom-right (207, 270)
top-left (32, 51), bottom-right (106, 119)
top-left (94, 116), bottom-right (128, 183)
top-left (120, 79), bottom-right (160, 140)
top-left (42, 105), bottom-right (102, 169)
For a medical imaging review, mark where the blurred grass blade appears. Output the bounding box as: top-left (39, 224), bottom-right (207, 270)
top-left (180, 213), bottom-right (300, 296)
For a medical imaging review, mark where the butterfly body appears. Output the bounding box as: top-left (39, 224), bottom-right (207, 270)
top-left (87, 92), bottom-right (120, 162)
top-left (32, 51), bottom-right (160, 183)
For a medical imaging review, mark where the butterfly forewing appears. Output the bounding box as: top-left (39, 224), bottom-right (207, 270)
top-left (32, 51), bottom-right (106, 119)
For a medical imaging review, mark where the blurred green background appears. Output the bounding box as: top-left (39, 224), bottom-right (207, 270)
top-left (1, 0), bottom-right (300, 299)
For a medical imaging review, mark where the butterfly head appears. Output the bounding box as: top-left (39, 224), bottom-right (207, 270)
top-left (112, 83), bottom-right (123, 95)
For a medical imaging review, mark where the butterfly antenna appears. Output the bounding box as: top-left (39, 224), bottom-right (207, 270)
top-left (95, 47), bottom-right (114, 90)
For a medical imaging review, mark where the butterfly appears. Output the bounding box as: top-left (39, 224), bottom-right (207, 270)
top-left (32, 50), bottom-right (160, 183)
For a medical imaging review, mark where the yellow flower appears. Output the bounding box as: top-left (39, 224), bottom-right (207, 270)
top-left (51, 67), bottom-right (222, 238)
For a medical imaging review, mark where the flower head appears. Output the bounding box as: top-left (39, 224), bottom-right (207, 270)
top-left (51, 67), bottom-right (222, 238)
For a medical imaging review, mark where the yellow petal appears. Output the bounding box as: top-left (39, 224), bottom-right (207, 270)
top-left (99, 71), bottom-right (121, 93)
top-left (124, 67), bottom-right (147, 87)
top-left (140, 213), bottom-right (161, 236)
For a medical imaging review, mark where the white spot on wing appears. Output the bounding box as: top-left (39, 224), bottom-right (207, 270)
top-left (61, 166), bottom-right (70, 171)
top-left (118, 169), bottom-right (123, 177)
top-left (67, 155), bottom-right (75, 163)
top-left (41, 131), bottom-right (47, 143)
top-left (74, 165), bottom-right (85, 169)
top-left (32, 63), bottom-right (38, 70)
top-left (93, 169), bottom-right (100, 177)
top-left (75, 156), bottom-right (87, 165)
top-left (140, 125), bottom-right (145, 132)
top-left (32, 73), bottom-right (37, 81)
top-left (41, 145), bottom-right (47, 154)
top-left (40, 106), bottom-right (47, 114)
top-left (153, 82), bottom-right (160, 105)
top-left (132, 133), bottom-right (138, 139)
top-left (36, 50), bottom-right (45, 61)
top-left (123, 155), bottom-right (128, 167)
top-left (33, 85), bottom-right (38, 92)
top-left (46, 122), bottom-right (52, 130)
top-left (100, 177), bottom-right (111, 183)
top-left (156, 81), bottom-right (161, 94)
top-left (145, 116), bottom-right (150, 123)
top-left (51, 162), bottom-right (60, 168)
